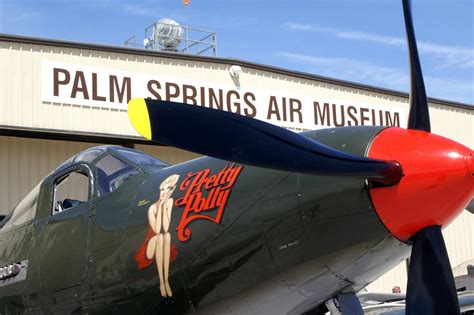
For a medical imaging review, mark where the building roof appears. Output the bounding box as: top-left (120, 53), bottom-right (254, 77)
top-left (1, 33), bottom-right (472, 111)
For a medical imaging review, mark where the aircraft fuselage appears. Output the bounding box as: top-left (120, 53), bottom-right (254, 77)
top-left (0, 126), bottom-right (410, 314)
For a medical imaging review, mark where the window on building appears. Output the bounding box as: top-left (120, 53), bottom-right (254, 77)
top-left (96, 154), bottom-right (138, 197)
top-left (53, 171), bottom-right (90, 214)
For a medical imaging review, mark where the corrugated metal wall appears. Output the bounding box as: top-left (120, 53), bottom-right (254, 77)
top-left (0, 39), bottom-right (411, 136)
top-left (367, 211), bottom-right (474, 293)
top-left (0, 136), bottom-right (98, 213)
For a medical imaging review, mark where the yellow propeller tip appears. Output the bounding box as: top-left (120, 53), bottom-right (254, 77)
top-left (128, 98), bottom-right (152, 140)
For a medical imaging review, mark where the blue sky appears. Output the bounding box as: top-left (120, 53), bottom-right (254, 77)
top-left (1, 0), bottom-right (473, 104)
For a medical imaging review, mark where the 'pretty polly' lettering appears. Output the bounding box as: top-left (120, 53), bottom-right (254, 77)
top-left (175, 164), bottom-right (243, 242)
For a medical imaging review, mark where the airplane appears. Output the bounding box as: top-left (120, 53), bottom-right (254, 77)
top-left (0, 0), bottom-right (473, 314)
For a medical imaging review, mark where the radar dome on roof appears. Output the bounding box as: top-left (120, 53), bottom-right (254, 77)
top-left (155, 18), bottom-right (183, 49)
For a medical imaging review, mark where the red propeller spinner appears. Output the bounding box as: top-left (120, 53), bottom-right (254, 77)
top-left (368, 127), bottom-right (474, 241)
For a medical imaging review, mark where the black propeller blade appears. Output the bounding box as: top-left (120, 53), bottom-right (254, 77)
top-left (128, 98), bottom-right (402, 186)
top-left (406, 226), bottom-right (460, 315)
top-left (466, 199), bottom-right (474, 214)
top-left (403, 1), bottom-right (459, 312)
top-left (403, 0), bottom-right (431, 132)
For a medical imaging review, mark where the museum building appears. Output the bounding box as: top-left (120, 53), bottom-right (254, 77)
top-left (0, 33), bottom-right (472, 293)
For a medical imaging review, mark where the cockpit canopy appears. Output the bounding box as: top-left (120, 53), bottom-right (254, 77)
top-left (0, 146), bottom-right (168, 229)
top-left (55, 146), bottom-right (168, 173)
top-left (0, 181), bottom-right (42, 229)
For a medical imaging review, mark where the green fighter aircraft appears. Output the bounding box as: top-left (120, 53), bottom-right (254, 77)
top-left (1, 1), bottom-right (473, 314)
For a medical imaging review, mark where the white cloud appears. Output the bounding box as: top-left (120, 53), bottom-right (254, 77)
top-left (278, 51), bottom-right (473, 104)
top-left (122, 3), bottom-right (156, 17)
top-left (284, 22), bottom-right (474, 69)
top-left (278, 52), bottom-right (409, 89)
top-left (425, 76), bottom-right (474, 103)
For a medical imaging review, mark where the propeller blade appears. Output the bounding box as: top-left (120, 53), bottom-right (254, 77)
top-left (466, 199), bottom-right (474, 214)
top-left (402, 0), bottom-right (431, 132)
top-left (128, 98), bottom-right (402, 185)
top-left (406, 226), bottom-right (460, 315)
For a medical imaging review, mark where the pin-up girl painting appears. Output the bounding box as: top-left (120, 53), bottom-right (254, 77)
top-left (135, 174), bottom-right (180, 303)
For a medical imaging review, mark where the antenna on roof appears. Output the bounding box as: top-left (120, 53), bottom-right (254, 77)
top-left (183, 0), bottom-right (190, 53)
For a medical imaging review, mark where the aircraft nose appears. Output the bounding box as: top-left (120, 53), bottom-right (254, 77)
top-left (367, 127), bottom-right (474, 241)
